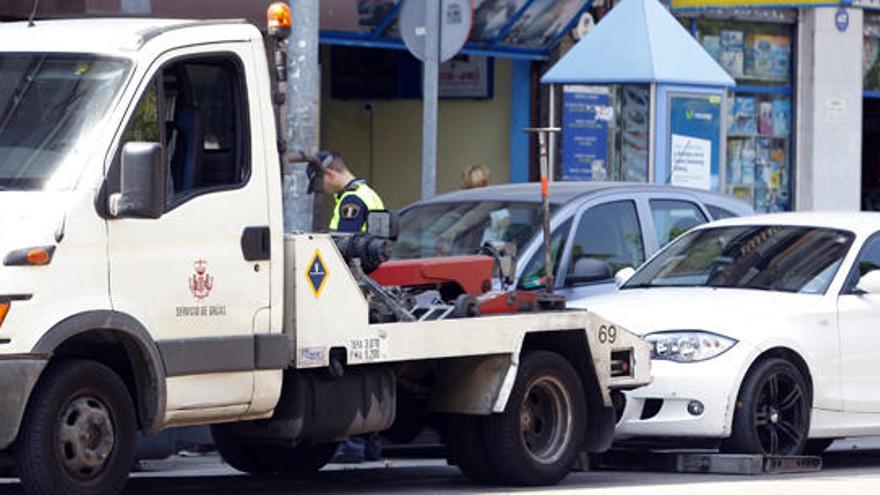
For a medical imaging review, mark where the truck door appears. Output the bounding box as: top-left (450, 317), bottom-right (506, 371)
top-left (106, 47), bottom-right (271, 416)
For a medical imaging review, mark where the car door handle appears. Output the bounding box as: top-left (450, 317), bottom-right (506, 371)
top-left (241, 226), bottom-right (271, 262)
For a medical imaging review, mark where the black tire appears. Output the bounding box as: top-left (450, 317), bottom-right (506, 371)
top-left (723, 358), bottom-right (810, 456)
top-left (444, 413), bottom-right (498, 484)
top-left (483, 351), bottom-right (587, 486)
top-left (804, 438), bottom-right (835, 456)
top-left (212, 424), bottom-right (336, 478)
top-left (14, 359), bottom-right (137, 495)
top-left (452, 294), bottom-right (479, 318)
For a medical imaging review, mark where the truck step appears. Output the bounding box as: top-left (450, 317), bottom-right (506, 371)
top-left (587, 449), bottom-right (822, 475)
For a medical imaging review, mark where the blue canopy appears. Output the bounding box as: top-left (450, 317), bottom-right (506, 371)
top-left (541, 0), bottom-right (735, 86)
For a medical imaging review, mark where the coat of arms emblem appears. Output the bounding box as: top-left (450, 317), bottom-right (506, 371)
top-left (189, 260), bottom-right (214, 300)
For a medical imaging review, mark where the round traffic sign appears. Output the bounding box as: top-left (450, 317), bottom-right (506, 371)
top-left (400, 0), bottom-right (473, 63)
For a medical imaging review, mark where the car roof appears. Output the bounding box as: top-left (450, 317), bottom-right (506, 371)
top-left (409, 182), bottom-right (752, 211)
top-left (702, 211), bottom-right (880, 237)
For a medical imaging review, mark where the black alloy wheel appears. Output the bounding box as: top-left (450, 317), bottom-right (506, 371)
top-left (724, 357), bottom-right (810, 456)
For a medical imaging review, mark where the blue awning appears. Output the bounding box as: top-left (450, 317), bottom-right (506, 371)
top-left (319, 0), bottom-right (594, 60)
top-left (541, 0), bottom-right (735, 86)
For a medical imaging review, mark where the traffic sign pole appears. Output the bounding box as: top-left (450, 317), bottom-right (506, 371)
top-left (421, 1), bottom-right (439, 200)
top-left (400, 0), bottom-right (472, 200)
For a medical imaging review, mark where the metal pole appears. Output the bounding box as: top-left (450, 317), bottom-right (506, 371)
top-left (524, 126), bottom-right (560, 293)
top-left (285, 0), bottom-right (320, 232)
top-left (648, 82), bottom-right (657, 184)
top-left (548, 84), bottom-right (557, 181)
top-left (538, 131), bottom-right (554, 293)
top-left (421, 0), bottom-right (440, 199)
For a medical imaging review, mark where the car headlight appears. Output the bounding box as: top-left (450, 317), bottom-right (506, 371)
top-left (644, 331), bottom-right (737, 363)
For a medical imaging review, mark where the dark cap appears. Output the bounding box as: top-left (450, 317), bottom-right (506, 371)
top-left (315, 151), bottom-right (338, 170)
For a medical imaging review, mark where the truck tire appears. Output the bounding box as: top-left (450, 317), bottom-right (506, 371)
top-left (14, 359), bottom-right (137, 495)
top-left (444, 413), bottom-right (497, 484)
top-left (211, 424), bottom-right (335, 478)
top-left (483, 351), bottom-right (587, 486)
top-left (723, 357), bottom-right (810, 456)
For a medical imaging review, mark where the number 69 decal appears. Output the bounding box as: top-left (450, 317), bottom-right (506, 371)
top-left (598, 325), bottom-right (617, 344)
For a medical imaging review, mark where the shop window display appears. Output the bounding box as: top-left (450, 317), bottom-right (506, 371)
top-left (559, 84), bottom-right (650, 183)
top-left (696, 19), bottom-right (794, 212)
top-left (864, 13), bottom-right (880, 92)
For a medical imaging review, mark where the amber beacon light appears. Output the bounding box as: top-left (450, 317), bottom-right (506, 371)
top-left (267, 2), bottom-right (292, 39)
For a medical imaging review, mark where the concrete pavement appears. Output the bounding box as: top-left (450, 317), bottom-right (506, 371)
top-left (4, 442), bottom-right (880, 494)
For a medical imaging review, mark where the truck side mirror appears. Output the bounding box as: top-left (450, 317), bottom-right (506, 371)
top-left (367, 210), bottom-right (400, 240)
top-left (109, 142), bottom-right (165, 219)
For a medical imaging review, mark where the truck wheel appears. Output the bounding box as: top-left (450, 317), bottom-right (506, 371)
top-left (212, 424), bottom-right (335, 478)
top-left (14, 359), bottom-right (137, 495)
top-left (723, 358), bottom-right (810, 456)
top-left (483, 351), bottom-right (587, 486)
top-left (444, 414), bottom-right (497, 484)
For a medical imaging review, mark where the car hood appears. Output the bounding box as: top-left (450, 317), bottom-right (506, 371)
top-left (0, 192), bottom-right (68, 254)
top-left (570, 287), bottom-right (825, 345)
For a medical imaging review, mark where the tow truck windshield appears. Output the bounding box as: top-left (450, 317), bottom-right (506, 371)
top-left (0, 53), bottom-right (129, 190)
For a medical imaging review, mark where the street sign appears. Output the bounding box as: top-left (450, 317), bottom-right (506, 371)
top-left (400, 0), bottom-right (473, 63)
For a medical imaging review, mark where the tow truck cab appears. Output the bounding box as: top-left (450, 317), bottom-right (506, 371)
top-left (0, 17), bottom-right (288, 438)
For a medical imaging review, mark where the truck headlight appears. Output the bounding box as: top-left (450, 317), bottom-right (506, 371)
top-left (644, 331), bottom-right (736, 363)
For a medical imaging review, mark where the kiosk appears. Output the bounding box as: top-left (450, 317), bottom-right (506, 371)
top-left (541, 0), bottom-right (735, 192)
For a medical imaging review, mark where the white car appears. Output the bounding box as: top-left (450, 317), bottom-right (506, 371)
top-left (571, 212), bottom-right (880, 456)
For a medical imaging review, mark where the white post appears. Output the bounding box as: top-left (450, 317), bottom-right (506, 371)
top-left (421, 1), bottom-right (440, 199)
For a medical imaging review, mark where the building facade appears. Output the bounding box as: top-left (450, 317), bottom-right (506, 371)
top-left (1, 0), bottom-right (875, 212)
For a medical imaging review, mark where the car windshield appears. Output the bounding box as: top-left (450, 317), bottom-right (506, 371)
top-left (0, 53), bottom-right (130, 191)
top-left (624, 225), bottom-right (854, 294)
top-left (393, 201), bottom-right (550, 259)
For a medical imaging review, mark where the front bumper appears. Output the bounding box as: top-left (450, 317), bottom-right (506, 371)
top-left (0, 356), bottom-right (47, 450)
top-left (615, 342), bottom-right (756, 440)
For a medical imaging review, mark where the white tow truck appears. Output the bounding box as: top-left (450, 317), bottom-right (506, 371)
top-left (0, 9), bottom-right (650, 495)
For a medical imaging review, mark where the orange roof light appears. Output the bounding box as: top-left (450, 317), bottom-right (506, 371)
top-left (267, 2), bottom-right (292, 39)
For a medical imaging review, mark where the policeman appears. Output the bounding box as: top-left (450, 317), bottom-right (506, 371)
top-left (308, 151), bottom-right (384, 233)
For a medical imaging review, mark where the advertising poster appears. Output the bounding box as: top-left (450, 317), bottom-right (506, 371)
top-left (670, 134), bottom-right (712, 190)
top-left (562, 86), bottom-right (612, 181)
top-left (439, 56), bottom-right (491, 98)
top-left (667, 94), bottom-right (723, 191)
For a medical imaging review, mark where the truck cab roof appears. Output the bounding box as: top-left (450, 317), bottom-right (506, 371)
top-left (0, 18), bottom-right (257, 56)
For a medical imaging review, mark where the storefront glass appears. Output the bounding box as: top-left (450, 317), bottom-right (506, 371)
top-left (865, 13), bottom-right (880, 92)
top-left (694, 18), bottom-right (795, 212)
top-left (863, 12), bottom-right (880, 211)
top-left (559, 84), bottom-right (650, 183)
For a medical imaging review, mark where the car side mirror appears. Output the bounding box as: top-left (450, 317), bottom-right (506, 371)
top-left (567, 258), bottom-right (613, 286)
top-left (367, 210), bottom-right (399, 240)
top-left (614, 267), bottom-right (636, 287)
top-left (109, 142), bottom-right (165, 219)
top-left (856, 270), bottom-right (880, 295)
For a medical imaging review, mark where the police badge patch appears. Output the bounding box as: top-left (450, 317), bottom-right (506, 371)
top-left (341, 202), bottom-right (361, 220)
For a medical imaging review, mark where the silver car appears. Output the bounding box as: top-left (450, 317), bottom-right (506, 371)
top-left (395, 182), bottom-right (753, 305)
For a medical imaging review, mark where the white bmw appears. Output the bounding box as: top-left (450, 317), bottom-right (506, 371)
top-left (571, 212), bottom-right (880, 456)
